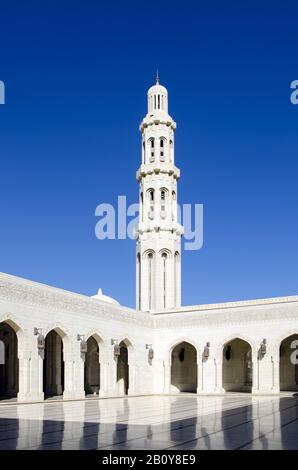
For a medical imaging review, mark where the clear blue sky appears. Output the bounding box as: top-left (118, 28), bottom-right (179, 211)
top-left (0, 0), bottom-right (297, 307)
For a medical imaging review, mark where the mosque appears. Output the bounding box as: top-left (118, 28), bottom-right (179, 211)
top-left (0, 77), bottom-right (297, 402)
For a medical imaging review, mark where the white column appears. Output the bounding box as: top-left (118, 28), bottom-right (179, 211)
top-left (214, 358), bottom-right (225, 394)
top-left (63, 350), bottom-right (85, 400)
top-left (99, 361), bottom-right (109, 395)
top-left (164, 360), bottom-right (171, 393)
top-left (251, 355), bottom-right (258, 394)
top-left (17, 350), bottom-right (31, 402)
top-left (128, 362), bottom-right (136, 395)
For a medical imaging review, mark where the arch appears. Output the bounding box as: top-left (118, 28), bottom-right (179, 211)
top-left (158, 248), bottom-right (172, 258)
top-left (170, 341), bottom-right (198, 393)
top-left (168, 337), bottom-right (199, 360)
top-left (273, 331), bottom-right (298, 357)
top-left (142, 249), bottom-right (155, 259)
top-left (147, 138), bottom-right (155, 162)
top-left (0, 321), bottom-right (19, 399)
top-left (84, 336), bottom-right (100, 396)
top-left (142, 141), bottom-right (145, 164)
top-left (44, 323), bottom-right (70, 342)
top-left (117, 337), bottom-right (134, 395)
top-left (279, 333), bottom-right (298, 392)
top-left (85, 330), bottom-right (106, 344)
top-left (0, 315), bottom-right (25, 350)
top-left (160, 187), bottom-right (169, 201)
top-left (222, 337), bottom-right (253, 393)
top-left (43, 328), bottom-right (67, 398)
top-left (136, 253), bottom-right (141, 310)
top-left (118, 337), bottom-right (135, 360)
top-left (217, 334), bottom-right (256, 358)
top-left (140, 192), bottom-right (143, 221)
top-left (142, 250), bottom-right (155, 310)
top-left (174, 251), bottom-right (180, 306)
top-left (159, 137), bottom-right (167, 162)
top-left (169, 139), bottom-right (174, 162)
top-left (147, 188), bottom-right (155, 205)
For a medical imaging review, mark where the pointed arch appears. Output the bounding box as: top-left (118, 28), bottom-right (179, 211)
top-left (217, 334), bottom-right (257, 359)
top-left (170, 339), bottom-right (198, 393)
top-left (142, 250), bottom-right (155, 310)
top-left (168, 337), bottom-right (199, 363)
top-left (0, 314), bottom-right (25, 349)
top-left (118, 336), bottom-right (135, 362)
top-left (43, 324), bottom-right (70, 399)
top-left (117, 337), bottom-right (135, 395)
top-left (273, 331), bottom-right (298, 357)
top-left (147, 137), bottom-right (155, 162)
top-left (278, 333), bottom-right (298, 392)
top-left (84, 332), bottom-right (105, 396)
top-left (159, 137), bottom-right (167, 162)
top-left (221, 336), bottom-right (254, 393)
top-left (85, 330), bottom-right (106, 360)
top-left (0, 318), bottom-right (20, 398)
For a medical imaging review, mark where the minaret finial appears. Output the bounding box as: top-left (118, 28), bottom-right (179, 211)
top-left (156, 69), bottom-right (160, 84)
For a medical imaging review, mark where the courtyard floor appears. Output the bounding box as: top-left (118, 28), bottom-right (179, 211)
top-left (0, 394), bottom-right (297, 450)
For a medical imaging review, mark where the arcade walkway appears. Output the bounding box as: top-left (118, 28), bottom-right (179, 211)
top-left (0, 395), bottom-right (297, 450)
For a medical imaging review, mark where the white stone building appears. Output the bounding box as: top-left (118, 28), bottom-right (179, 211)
top-left (0, 78), bottom-right (298, 402)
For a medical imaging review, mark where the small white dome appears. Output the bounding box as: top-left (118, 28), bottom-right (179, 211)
top-left (91, 288), bottom-right (120, 305)
top-left (147, 83), bottom-right (168, 96)
top-left (147, 73), bottom-right (168, 114)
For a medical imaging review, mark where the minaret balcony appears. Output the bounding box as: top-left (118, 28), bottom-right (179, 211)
top-left (136, 163), bottom-right (180, 181)
top-left (139, 115), bottom-right (176, 132)
top-left (136, 221), bottom-right (184, 236)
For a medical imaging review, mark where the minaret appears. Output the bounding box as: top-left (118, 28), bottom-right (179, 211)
top-left (136, 74), bottom-right (183, 311)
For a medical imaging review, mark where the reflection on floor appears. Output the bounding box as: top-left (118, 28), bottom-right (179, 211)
top-left (0, 395), bottom-right (298, 450)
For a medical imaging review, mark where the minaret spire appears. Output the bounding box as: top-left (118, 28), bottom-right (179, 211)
top-left (156, 69), bottom-right (160, 84)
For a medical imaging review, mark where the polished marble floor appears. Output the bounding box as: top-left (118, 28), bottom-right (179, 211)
top-left (0, 394), bottom-right (298, 450)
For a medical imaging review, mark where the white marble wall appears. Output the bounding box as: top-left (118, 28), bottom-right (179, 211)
top-left (0, 273), bottom-right (297, 402)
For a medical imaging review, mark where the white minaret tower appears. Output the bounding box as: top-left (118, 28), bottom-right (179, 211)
top-left (136, 73), bottom-right (184, 311)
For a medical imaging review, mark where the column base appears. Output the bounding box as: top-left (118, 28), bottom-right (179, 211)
top-left (63, 391), bottom-right (85, 400)
top-left (17, 392), bottom-right (44, 402)
top-left (197, 389), bottom-right (225, 395)
top-left (252, 388), bottom-right (280, 395)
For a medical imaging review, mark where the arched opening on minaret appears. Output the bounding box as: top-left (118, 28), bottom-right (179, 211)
top-left (171, 342), bottom-right (197, 393)
top-left (161, 252), bottom-right (168, 309)
top-left (84, 336), bottom-right (100, 396)
top-left (169, 139), bottom-right (174, 163)
top-left (172, 190), bottom-right (177, 222)
top-left (148, 252), bottom-right (154, 309)
top-left (137, 252), bottom-right (141, 310)
top-left (43, 329), bottom-right (65, 398)
top-left (140, 192), bottom-right (143, 222)
top-left (174, 251), bottom-right (180, 306)
top-left (147, 189), bottom-right (155, 220)
top-left (148, 138), bottom-right (155, 162)
top-left (279, 334), bottom-right (298, 392)
top-left (142, 141), bottom-right (145, 164)
top-left (159, 137), bottom-right (166, 162)
top-left (0, 321), bottom-right (19, 399)
top-left (222, 339), bottom-right (253, 393)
